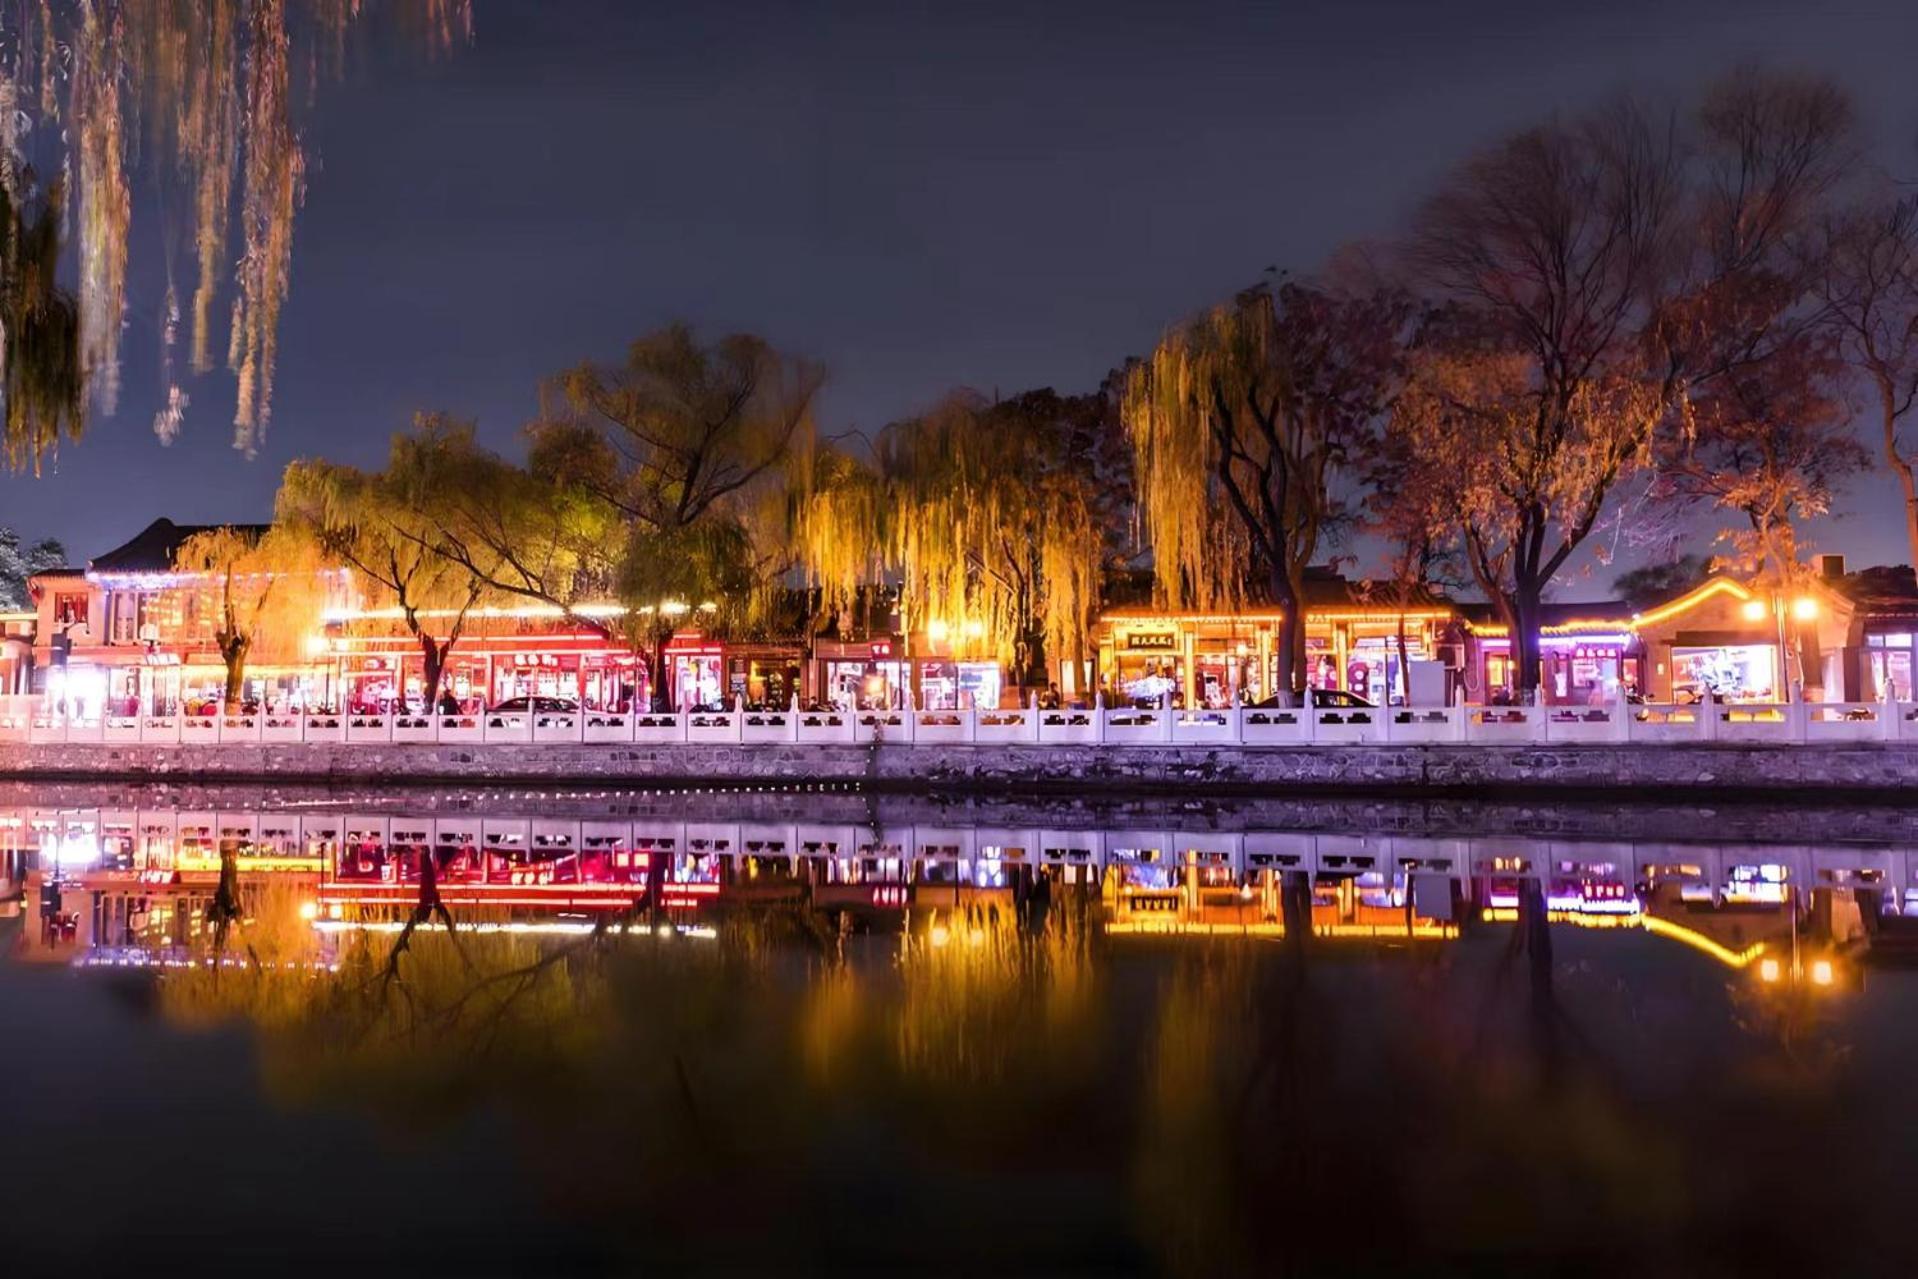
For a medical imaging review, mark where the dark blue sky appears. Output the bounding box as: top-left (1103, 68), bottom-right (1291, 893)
top-left (5, 0), bottom-right (1917, 585)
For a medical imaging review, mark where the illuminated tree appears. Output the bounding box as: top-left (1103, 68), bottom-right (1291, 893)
top-left (1392, 71), bottom-right (1855, 693)
top-left (796, 388), bottom-right (1130, 696)
top-left (1822, 195), bottom-right (1918, 565)
top-left (0, 1), bottom-right (470, 466)
top-left (1653, 332), bottom-right (1867, 581)
top-left (427, 325), bottom-right (823, 708)
top-left (277, 414), bottom-right (500, 707)
top-left (1124, 281), bottom-right (1408, 698)
top-left (173, 524), bottom-right (332, 710)
top-left (1361, 416), bottom-right (1461, 702)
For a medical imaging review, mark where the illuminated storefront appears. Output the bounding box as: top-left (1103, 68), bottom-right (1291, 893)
top-left (1098, 591), bottom-right (1461, 707)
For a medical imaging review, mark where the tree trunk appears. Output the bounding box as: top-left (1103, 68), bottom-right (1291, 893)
top-left (1021, 627), bottom-right (1048, 695)
top-left (1395, 613), bottom-right (1411, 705)
top-left (1878, 382), bottom-right (1918, 571)
top-left (1511, 583), bottom-right (1544, 700)
top-left (221, 635), bottom-right (249, 712)
top-left (1271, 562), bottom-right (1307, 702)
top-left (650, 641), bottom-right (673, 711)
top-left (418, 633), bottom-right (448, 707)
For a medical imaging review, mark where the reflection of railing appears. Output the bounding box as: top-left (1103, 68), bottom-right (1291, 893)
top-left (1, 693), bottom-right (1914, 749)
top-left (25, 802), bottom-right (1880, 968)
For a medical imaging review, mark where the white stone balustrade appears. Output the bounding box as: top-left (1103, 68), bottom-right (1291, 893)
top-left (2, 690), bottom-right (1918, 750)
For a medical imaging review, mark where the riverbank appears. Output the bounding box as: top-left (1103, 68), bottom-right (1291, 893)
top-left (2, 738), bottom-right (1917, 799)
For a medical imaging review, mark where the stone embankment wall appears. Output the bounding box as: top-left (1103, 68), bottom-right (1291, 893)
top-left (1, 739), bottom-right (1917, 797)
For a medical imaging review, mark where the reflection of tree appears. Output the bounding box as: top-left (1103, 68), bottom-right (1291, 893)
top-left (153, 905), bottom-right (1893, 1272)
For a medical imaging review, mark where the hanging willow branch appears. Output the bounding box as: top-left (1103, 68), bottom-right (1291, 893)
top-left (0, 0), bottom-right (472, 468)
top-left (799, 389), bottom-right (1130, 686)
top-left (0, 172), bottom-right (83, 472)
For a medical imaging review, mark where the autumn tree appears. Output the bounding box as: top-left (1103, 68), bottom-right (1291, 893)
top-left (1123, 280), bottom-right (1408, 699)
top-left (1390, 70), bottom-right (1856, 695)
top-left (1362, 414), bottom-right (1461, 702)
top-left (173, 525), bottom-right (331, 710)
top-left (426, 325), bottom-right (821, 708)
top-left (276, 415), bottom-right (499, 707)
top-left (1652, 331), bottom-right (1867, 580)
top-left (802, 388), bottom-right (1128, 697)
top-left (1821, 195), bottom-right (1918, 564)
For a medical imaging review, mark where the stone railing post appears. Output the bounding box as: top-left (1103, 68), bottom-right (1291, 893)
top-left (1787, 696), bottom-right (1808, 744)
top-left (1302, 685), bottom-right (1316, 745)
top-left (1611, 684), bottom-right (1632, 744)
top-left (1094, 690), bottom-right (1107, 745)
top-left (1159, 691), bottom-right (1174, 744)
top-left (1881, 682), bottom-right (1900, 743)
top-left (1694, 688), bottom-right (1716, 743)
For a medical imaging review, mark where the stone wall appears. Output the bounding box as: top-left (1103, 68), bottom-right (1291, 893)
top-left (2, 738), bottom-right (1917, 798)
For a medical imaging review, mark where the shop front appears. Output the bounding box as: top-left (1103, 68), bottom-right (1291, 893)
top-left (915, 659), bottom-right (1002, 710)
top-left (1108, 624), bottom-right (1187, 705)
top-left (1667, 637), bottom-right (1780, 703)
top-left (814, 638), bottom-right (903, 709)
top-left (724, 646), bottom-right (804, 709)
top-left (666, 639), bottom-right (726, 709)
top-left (1098, 606), bottom-right (1458, 708)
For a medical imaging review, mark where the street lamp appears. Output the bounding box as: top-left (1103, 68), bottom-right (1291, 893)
top-left (1740, 593), bottom-right (1817, 702)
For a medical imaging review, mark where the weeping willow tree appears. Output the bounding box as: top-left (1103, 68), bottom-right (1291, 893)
top-left (800, 388), bottom-right (1130, 697)
top-left (1123, 282), bottom-right (1407, 699)
top-left (416, 326), bottom-right (825, 710)
top-left (173, 523), bottom-right (333, 709)
top-left (0, 0), bottom-right (472, 467)
top-left (276, 414), bottom-right (500, 706)
top-left (0, 172), bottom-right (82, 471)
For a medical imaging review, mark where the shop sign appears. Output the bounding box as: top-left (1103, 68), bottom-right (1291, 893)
top-left (1122, 631), bottom-right (1177, 651)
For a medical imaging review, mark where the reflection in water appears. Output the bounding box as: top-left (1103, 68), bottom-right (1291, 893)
top-left (5, 788), bottom-right (1918, 1274)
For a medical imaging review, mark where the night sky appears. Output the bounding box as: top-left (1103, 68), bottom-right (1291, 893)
top-left (4, 0), bottom-right (1916, 586)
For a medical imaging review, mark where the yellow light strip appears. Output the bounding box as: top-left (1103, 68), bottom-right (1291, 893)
top-left (1099, 610), bottom-right (1456, 626)
top-left (1629, 577), bottom-right (1754, 630)
top-left (1639, 914), bottom-right (1766, 969)
top-left (1103, 920), bottom-right (1457, 940)
top-left (1480, 906), bottom-right (1764, 969)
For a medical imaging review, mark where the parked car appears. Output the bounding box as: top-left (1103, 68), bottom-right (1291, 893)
top-left (1246, 689), bottom-right (1376, 710)
top-left (487, 696), bottom-right (580, 714)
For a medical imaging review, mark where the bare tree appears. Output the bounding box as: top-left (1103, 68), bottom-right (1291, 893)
top-left (1822, 195), bottom-right (1918, 563)
top-left (1395, 71), bottom-right (1856, 695)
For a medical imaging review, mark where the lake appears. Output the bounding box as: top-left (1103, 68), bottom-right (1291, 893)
top-left (3, 782), bottom-right (1915, 1276)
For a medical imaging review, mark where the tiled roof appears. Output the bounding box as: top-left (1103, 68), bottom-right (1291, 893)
top-left (88, 518), bottom-right (271, 574)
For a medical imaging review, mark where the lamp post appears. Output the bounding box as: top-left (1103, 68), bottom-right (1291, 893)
top-left (1741, 592), bottom-right (1818, 702)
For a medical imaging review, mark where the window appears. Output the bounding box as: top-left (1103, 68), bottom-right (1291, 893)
top-left (1866, 631), bottom-right (1916, 700)
top-left (52, 592), bottom-right (88, 629)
